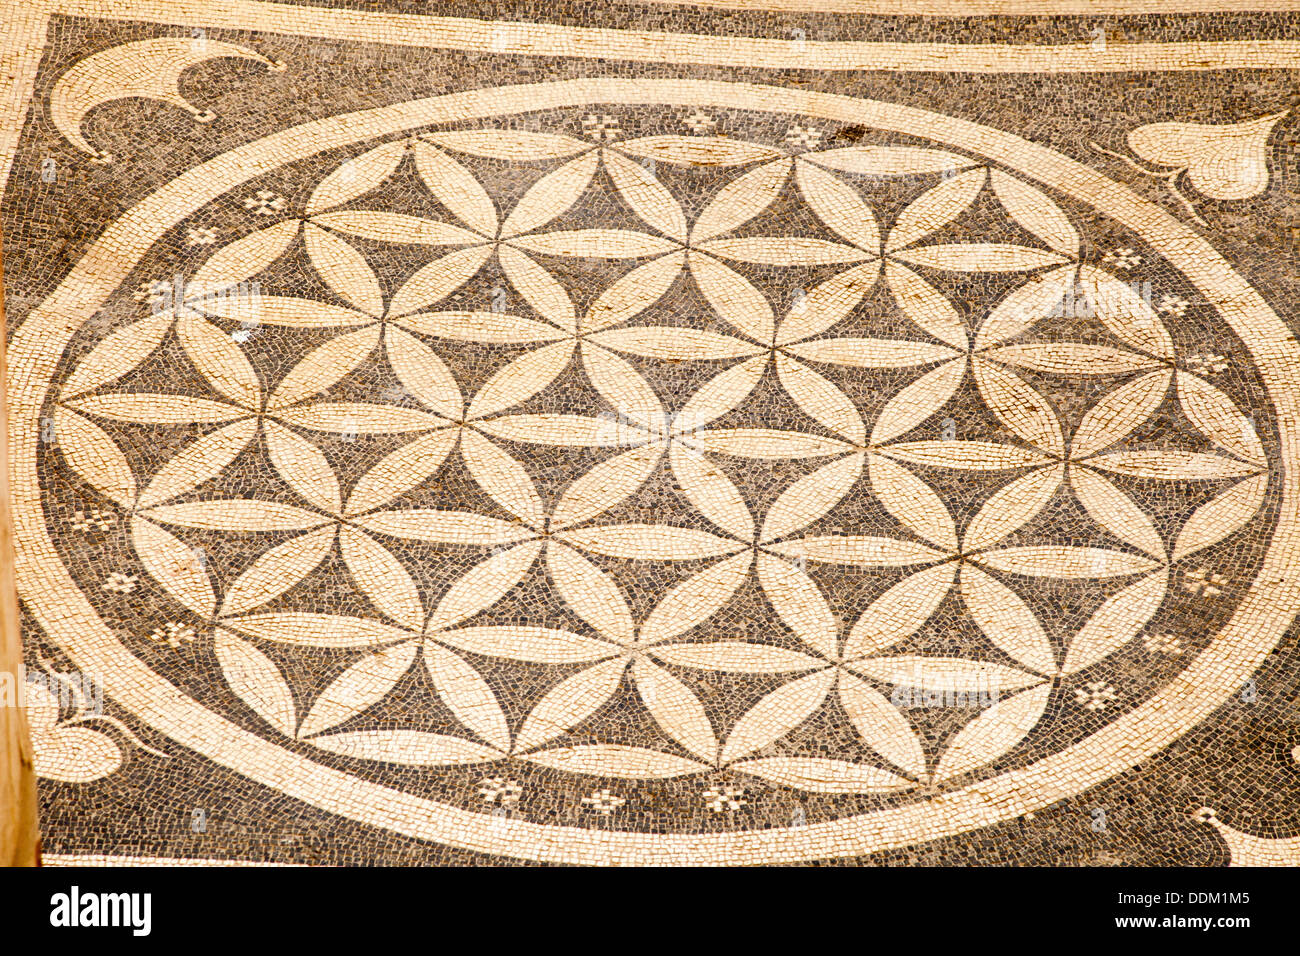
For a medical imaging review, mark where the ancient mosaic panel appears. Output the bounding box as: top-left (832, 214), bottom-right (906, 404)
top-left (3, 0), bottom-right (1299, 865)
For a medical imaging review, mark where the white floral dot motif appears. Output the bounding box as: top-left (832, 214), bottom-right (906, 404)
top-left (47, 116), bottom-right (1274, 809)
top-left (1144, 632), bottom-right (1184, 656)
top-left (1186, 353), bottom-right (1229, 375)
top-left (683, 111), bottom-right (716, 135)
top-left (1103, 246), bottom-right (1142, 269)
top-left (101, 572), bottom-right (138, 593)
top-left (1075, 682), bottom-right (1119, 711)
top-left (186, 226), bottom-right (219, 245)
top-left (1157, 294), bottom-right (1189, 317)
top-left (1183, 568), bottom-right (1229, 596)
top-left (582, 789), bottom-right (626, 814)
top-left (704, 786), bottom-right (747, 812)
top-left (242, 189), bottom-right (284, 215)
top-left (72, 508), bottom-right (114, 532)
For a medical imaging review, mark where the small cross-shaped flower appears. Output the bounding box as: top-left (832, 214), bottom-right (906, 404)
top-left (1144, 632), bottom-right (1184, 656)
top-left (582, 113), bottom-right (621, 142)
top-left (478, 776), bottom-right (523, 806)
top-left (581, 788), bottom-right (626, 814)
top-left (703, 786), bottom-right (747, 812)
top-left (784, 125), bottom-right (822, 150)
top-left (1183, 568), bottom-right (1229, 596)
top-left (101, 572), bottom-right (138, 594)
top-left (243, 189), bottom-right (285, 215)
top-left (1185, 353), bottom-right (1229, 376)
top-left (1157, 294), bottom-right (1189, 317)
top-left (148, 622), bottom-right (197, 648)
top-left (1074, 681), bottom-right (1118, 711)
top-left (186, 226), bottom-right (219, 246)
top-left (683, 111), bottom-right (716, 135)
top-left (72, 508), bottom-right (114, 533)
top-left (1102, 246), bottom-right (1142, 270)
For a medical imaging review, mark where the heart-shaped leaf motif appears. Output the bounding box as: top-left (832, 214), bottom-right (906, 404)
top-left (1127, 111), bottom-right (1288, 200)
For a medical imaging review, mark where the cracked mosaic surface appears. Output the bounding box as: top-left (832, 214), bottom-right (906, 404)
top-left (3, 0), bottom-right (1300, 865)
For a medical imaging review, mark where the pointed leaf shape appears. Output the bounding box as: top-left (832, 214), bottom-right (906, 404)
top-left (1069, 466), bottom-right (1166, 559)
top-left (760, 453), bottom-right (863, 543)
top-left (356, 510), bottom-right (533, 546)
top-left (604, 149), bottom-right (688, 241)
top-left (962, 465), bottom-right (1063, 552)
top-left (424, 129), bottom-right (588, 161)
top-left (881, 440), bottom-right (1049, 471)
top-left (515, 657), bottom-right (628, 752)
top-left (500, 151), bottom-right (600, 238)
top-left (188, 219), bottom-right (300, 298)
top-left (1078, 266), bottom-right (1174, 359)
top-left (1127, 112), bottom-right (1287, 200)
top-left (312, 730), bottom-right (500, 766)
top-left (690, 158), bottom-right (791, 244)
top-left (297, 640), bottom-right (418, 738)
top-left (340, 526), bottom-right (424, 631)
top-left (836, 673), bottom-right (926, 777)
top-left (768, 535), bottom-right (943, 568)
top-left (398, 309), bottom-right (567, 344)
top-left (33, 727), bottom-right (122, 783)
top-left (176, 313), bottom-right (261, 408)
top-left (639, 551), bottom-right (754, 645)
top-left (143, 500), bottom-right (327, 532)
top-left (868, 453), bottom-right (958, 551)
top-left (582, 342), bottom-right (663, 428)
top-left (984, 342), bottom-right (1162, 377)
top-left (668, 445), bottom-right (753, 542)
top-left (497, 246), bottom-right (575, 332)
top-left (131, 516), bottom-right (216, 617)
top-left (307, 140), bottom-right (407, 214)
top-left (775, 354), bottom-right (865, 443)
top-left (693, 428), bottom-right (852, 460)
top-left (989, 170), bottom-right (1079, 258)
top-left (61, 310), bottom-right (174, 398)
top-left (220, 525), bottom-right (337, 616)
top-left (975, 265), bottom-right (1076, 348)
top-left (556, 524), bottom-right (745, 561)
top-left (885, 261), bottom-right (968, 350)
top-left (1177, 371), bottom-right (1266, 464)
top-left (757, 552), bottom-right (838, 659)
top-left (886, 167), bottom-right (986, 251)
top-left (959, 564), bottom-right (1056, 675)
top-left (136, 419), bottom-right (258, 509)
top-left (1061, 570), bottom-right (1168, 674)
top-left (546, 541), bottom-right (634, 644)
top-left (734, 755), bottom-right (911, 794)
top-left (650, 642), bottom-right (821, 674)
top-left (435, 626), bottom-right (618, 664)
top-left (310, 211), bottom-right (481, 247)
top-left (896, 243), bottom-right (1069, 273)
top-left (617, 135), bottom-right (782, 167)
top-left (972, 359), bottom-right (1063, 455)
top-left (263, 420), bottom-right (342, 513)
top-left (1087, 450), bottom-right (1261, 481)
top-left (384, 325), bottom-right (463, 420)
top-left (796, 159), bottom-right (880, 251)
top-left (268, 325), bottom-right (381, 409)
top-left (776, 261), bottom-right (880, 345)
top-left (933, 684), bottom-right (1051, 782)
top-left (387, 246), bottom-right (493, 318)
top-left (523, 744), bottom-right (705, 779)
top-left (676, 356), bottom-right (768, 432)
top-left (425, 541), bottom-right (543, 632)
top-left (54, 408), bottom-right (136, 507)
top-left (514, 229), bottom-right (679, 260)
top-left (689, 252), bottom-right (774, 344)
top-left (841, 563), bottom-right (956, 660)
top-left (719, 669), bottom-right (834, 764)
top-left (699, 237), bottom-right (869, 267)
top-left (591, 326), bottom-right (762, 361)
top-left (788, 337), bottom-right (956, 370)
top-left (412, 140), bottom-right (498, 235)
top-left (849, 656), bottom-right (1044, 693)
top-left (582, 253), bottom-right (686, 332)
top-left (423, 642), bottom-right (510, 750)
top-left (230, 612), bottom-right (411, 648)
top-left (275, 401), bottom-right (444, 435)
top-left (632, 657), bottom-right (717, 762)
top-left (214, 629), bottom-right (297, 737)
top-left (303, 223), bottom-right (384, 317)
top-left (1071, 369), bottom-right (1173, 458)
top-left (977, 546), bottom-right (1158, 579)
top-left (550, 444), bottom-right (663, 531)
top-left (1171, 474), bottom-right (1268, 563)
top-left (345, 429), bottom-right (458, 515)
top-left (466, 340), bottom-right (575, 419)
top-left (477, 413), bottom-right (631, 447)
top-left (459, 429), bottom-right (545, 528)
top-left (806, 146), bottom-right (976, 178)
top-left (870, 357), bottom-right (966, 444)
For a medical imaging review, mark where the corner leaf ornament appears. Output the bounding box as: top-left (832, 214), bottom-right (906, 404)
top-left (1093, 111), bottom-right (1288, 223)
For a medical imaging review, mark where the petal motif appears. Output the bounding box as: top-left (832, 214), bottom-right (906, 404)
top-left (514, 657), bottom-right (629, 752)
top-left (422, 642), bottom-right (510, 751)
top-left (932, 684), bottom-right (1051, 783)
top-left (756, 552), bottom-right (838, 659)
top-left (718, 669), bottom-right (835, 764)
top-left (297, 641), bottom-right (418, 738)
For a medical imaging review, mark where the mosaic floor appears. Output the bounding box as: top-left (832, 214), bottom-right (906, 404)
top-left (3, 0), bottom-right (1300, 866)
